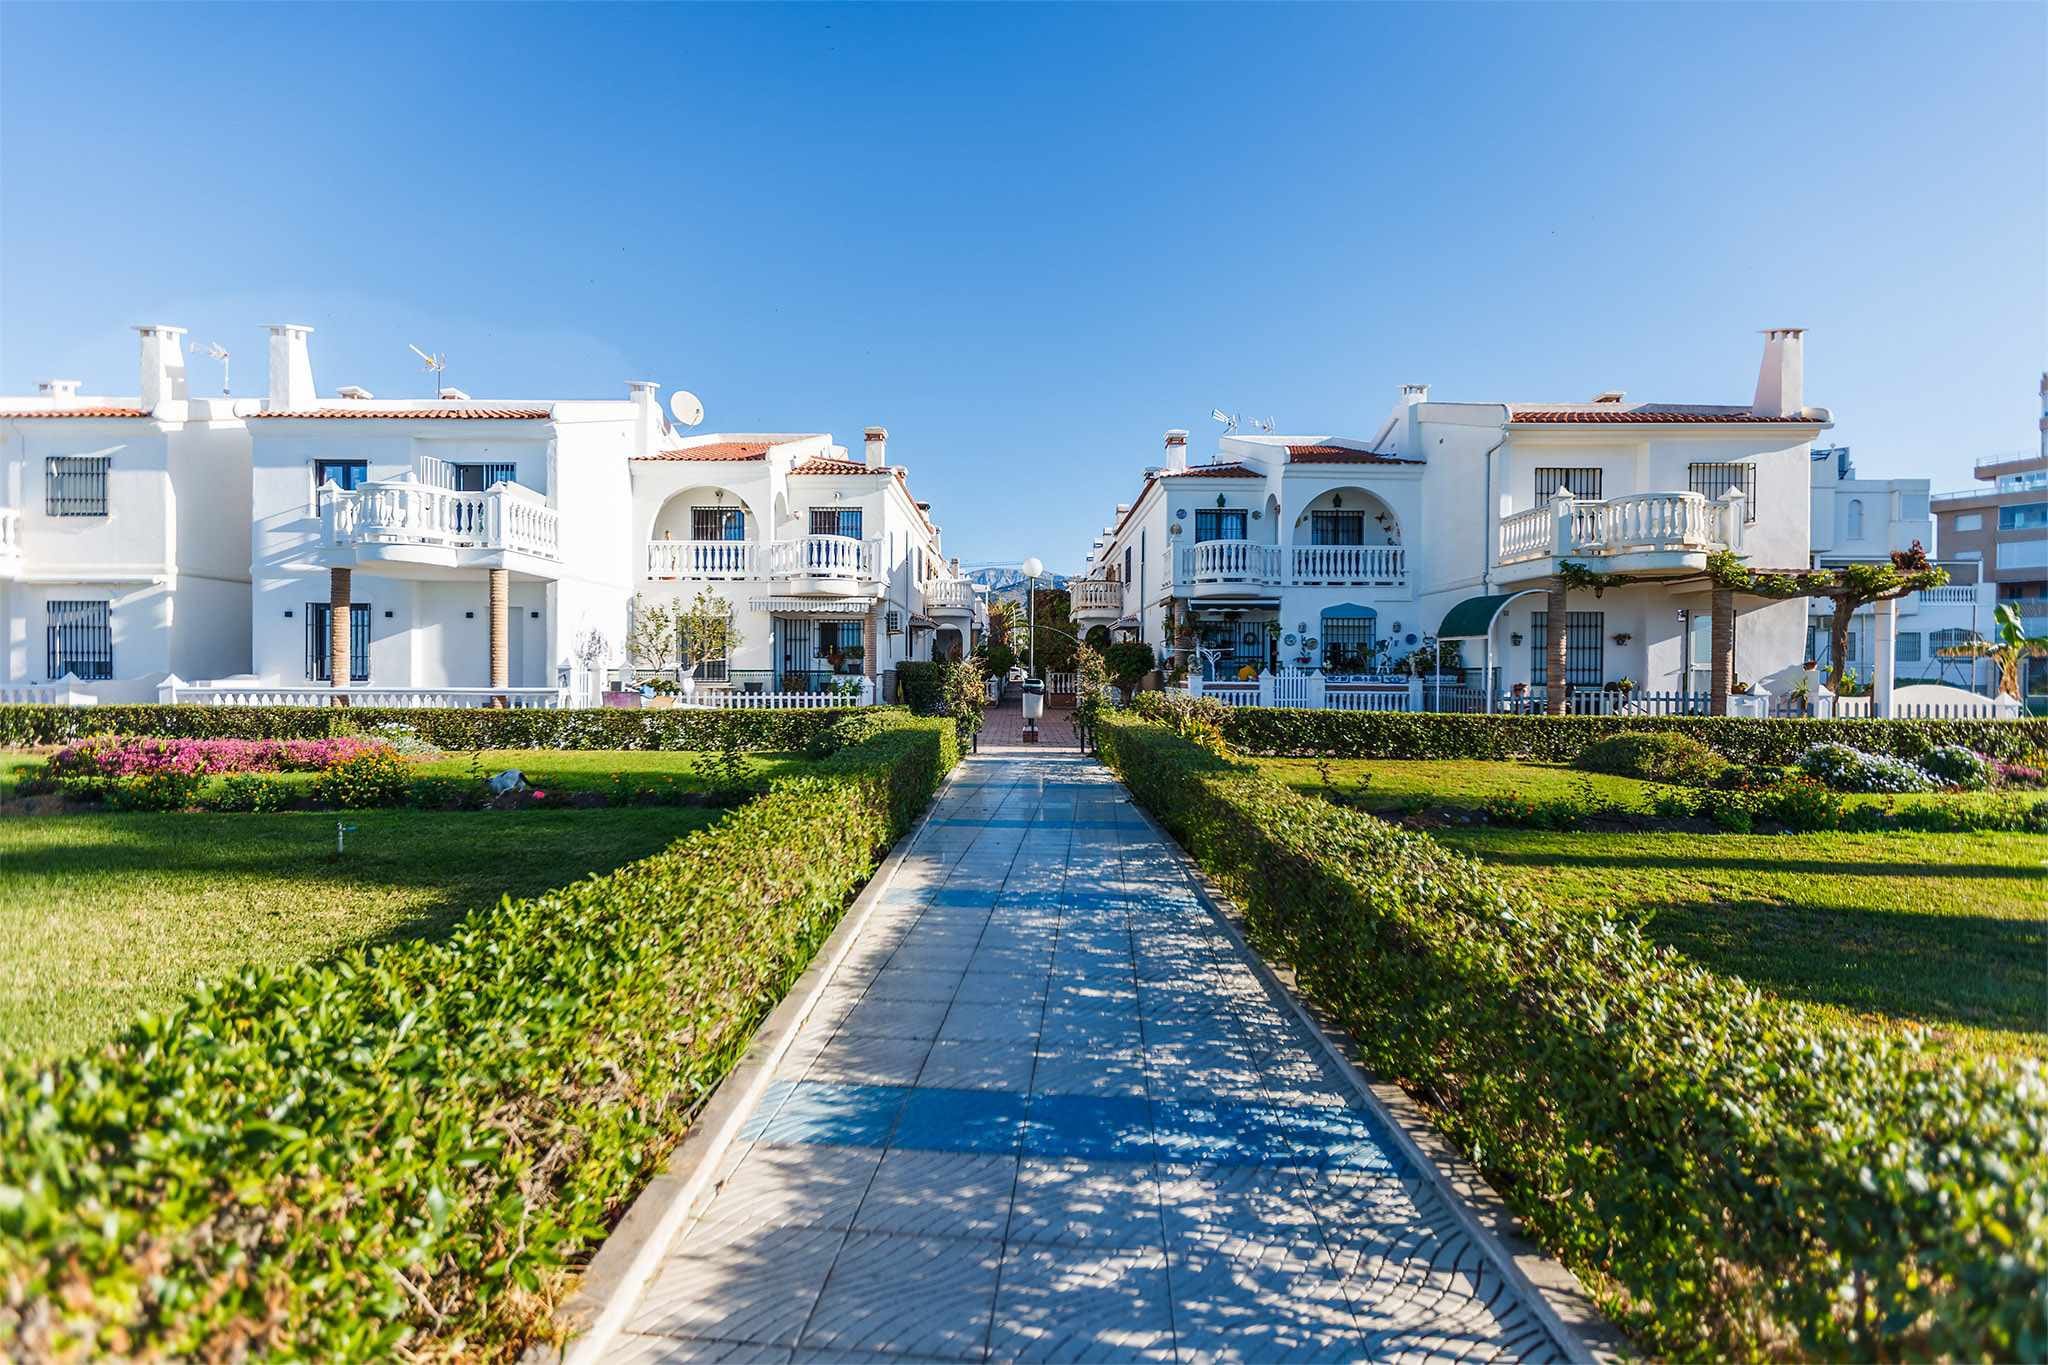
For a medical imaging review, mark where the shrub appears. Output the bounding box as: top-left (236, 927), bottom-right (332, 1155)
top-left (0, 703), bottom-right (877, 753)
top-left (1748, 775), bottom-right (1846, 831)
top-left (203, 773), bottom-right (293, 813)
top-left (1572, 730), bottom-right (1729, 785)
top-left (1102, 640), bottom-right (1157, 692)
top-left (310, 747), bottom-right (413, 808)
top-left (1094, 713), bottom-right (2046, 1360)
top-left (99, 769), bottom-right (206, 812)
top-left (0, 713), bottom-right (957, 1360)
top-left (47, 734), bottom-right (386, 779)
top-left (1712, 761), bottom-right (1788, 791)
top-left (1922, 744), bottom-right (1995, 790)
top-left (1796, 742), bottom-right (1937, 793)
top-left (895, 660), bottom-right (945, 712)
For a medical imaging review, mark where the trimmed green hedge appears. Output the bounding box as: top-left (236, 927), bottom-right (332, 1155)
top-left (1095, 712), bottom-right (2047, 1359)
top-left (0, 713), bottom-right (958, 1360)
top-left (1128, 690), bottom-right (2048, 764)
top-left (0, 702), bottom-right (878, 751)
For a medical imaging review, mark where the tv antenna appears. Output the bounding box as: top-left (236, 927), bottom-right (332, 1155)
top-left (189, 341), bottom-right (231, 395)
top-left (1210, 408), bottom-right (1238, 435)
top-left (408, 343), bottom-right (447, 394)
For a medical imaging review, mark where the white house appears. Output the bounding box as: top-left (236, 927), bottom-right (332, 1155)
top-left (1074, 329), bottom-right (1838, 713)
top-left (1807, 443), bottom-right (1999, 690)
top-left (0, 327), bottom-right (252, 700)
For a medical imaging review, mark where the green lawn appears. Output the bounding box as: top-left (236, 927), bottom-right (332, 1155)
top-left (1256, 757), bottom-right (2048, 1058)
top-left (0, 806), bottom-right (721, 1065)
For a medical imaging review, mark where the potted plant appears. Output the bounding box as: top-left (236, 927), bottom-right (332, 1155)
top-left (1616, 676), bottom-right (1637, 696)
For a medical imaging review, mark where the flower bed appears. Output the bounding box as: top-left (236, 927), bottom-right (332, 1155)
top-left (47, 734), bottom-right (386, 779)
top-left (1096, 712), bottom-right (2046, 1359)
top-left (0, 712), bottom-right (958, 1360)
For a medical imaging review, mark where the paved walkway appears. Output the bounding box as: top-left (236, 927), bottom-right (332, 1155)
top-left (608, 752), bottom-right (1562, 1363)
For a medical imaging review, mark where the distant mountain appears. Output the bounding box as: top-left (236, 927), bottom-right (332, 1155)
top-left (965, 566), bottom-right (1070, 603)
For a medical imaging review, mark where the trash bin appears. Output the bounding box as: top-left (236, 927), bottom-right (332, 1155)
top-left (1020, 677), bottom-right (1046, 723)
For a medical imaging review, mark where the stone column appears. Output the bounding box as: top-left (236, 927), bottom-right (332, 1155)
top-left (488, 568), bottom-right (509, 706)
top-left (863, 610), bottom-right (878, 697)
top-left (328, 567), bottom-right (352, 703)
top-left (1709, 585), bottom-right (1735, 716)
top-left (1544, 578), bottom-right (1569, 715)
top-left (1872, 596), bottom-right (1898, 719)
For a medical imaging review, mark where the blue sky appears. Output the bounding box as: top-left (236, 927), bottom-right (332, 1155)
top-left (3, 1), bottom-right (2040, 573)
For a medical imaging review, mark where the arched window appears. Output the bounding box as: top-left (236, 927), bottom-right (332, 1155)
top-left (1846, 499), bottom-right (1865, 539)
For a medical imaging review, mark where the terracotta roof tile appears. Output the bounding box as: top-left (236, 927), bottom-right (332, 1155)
top-left (1286, 444), bottom-right (1422, 465)
top-left (251, 406), bottom-right (550, 420)
top-left (1164, 463), bottom-right (1259, 478)
top-left (1509, 404), bottom-right (1818, 424)
top-left (0, 406), bottom-right (152, 419)
top-left (633, 442), bottom-right (773, 462)
top-left (790, 455), bottom-right (879, 476)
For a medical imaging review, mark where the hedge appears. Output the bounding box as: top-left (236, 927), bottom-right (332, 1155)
top-left (1094, 712), bottom-right (2047, 1360)
top-left (0, 713), bottom-right (958, 1360)
top-left (0, 702), bottom-right (878, 751)
top-left (1128, 691), bottom-right (2048, 764)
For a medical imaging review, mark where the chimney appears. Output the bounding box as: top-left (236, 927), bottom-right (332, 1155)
top-left (864, 426), bottom-right (888, 469)
top-left (135, 324), bottom-right (188, 414)
top-left (37, 380), bottom-right (81, 403)
top-left (1753, 327), bottom-right (1806, 417)
top-left (1164, 428), bottom-right (1189, 473)
top-left (265, 324), bottom-right (316, 410)
top-left (626, 381), bottom-right (663, 453)
top-left (1400, 384), bottom-right (1429, 406)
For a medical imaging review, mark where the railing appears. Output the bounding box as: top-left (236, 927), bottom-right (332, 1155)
top-left (159, 683), bottom-right (572, 708)
top-left (2, 683), bottom-right (97, 705)
top-left (1914, 584), bottom-right (1983, 605)
top-left (1069, 578), bottom-right (1126, 613)
top-left (646, 540), bottom-right (758, 579)
top-left (322, 478), bottom-right (561, 560)
top-left (1179, 539), bottom-right (1284, 585)
top-left (1290, 545), bottom-right (1407, 586)
top-left (692, 685), bottom-right (870, 710)
top-left (926, 578), bottom-right (978, 610)
top-left (1830, 695), bottom-right (2025, 719)
top-left (763, 535), bottom-right (880, 581)
top-left (1497, 491), bottom-right (1735, 564)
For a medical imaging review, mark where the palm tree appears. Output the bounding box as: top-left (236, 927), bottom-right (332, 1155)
top-left (1935, 602), bottom-right (2048, 699)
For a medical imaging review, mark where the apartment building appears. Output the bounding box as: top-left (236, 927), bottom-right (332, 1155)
top-left (5, 325), bottom-right (979, 704)
top-left (0, 327), bottom-right (252, 698)
top-left (1074, 329), bottom-right (1836, 711)
top-left (1930, 373), bottom-right (2048, 696)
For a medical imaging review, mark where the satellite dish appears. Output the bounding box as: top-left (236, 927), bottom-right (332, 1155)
top-left (669, 390), bottom-right (704, 427)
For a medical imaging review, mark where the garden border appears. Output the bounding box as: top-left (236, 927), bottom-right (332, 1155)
top-left (1115, 783), bottom-right (1627, 1364)
top-left (532, 760), bottom-right (964, 1365)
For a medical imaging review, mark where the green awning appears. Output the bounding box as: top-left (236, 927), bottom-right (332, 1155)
top-left (1437, 591), bottom-right (1541, 640)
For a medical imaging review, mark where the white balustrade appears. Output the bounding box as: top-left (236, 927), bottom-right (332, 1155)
top-left (764, 535), bottom-right (880, 581)
top-left (322, 478), bottom-right (561, 561)
top-left (1069, 578), bottom-right (1126, 613)
top-left (158, 683), bottom-right (571, 708)
top-left (1178, 539), bottom-right (1283, 586)
top-left (1496, 507), bottom-right (1553, 563)
top-left (1497, 491), bottom-right (1734, 564)
top-left (0, 508), bottom-right (20, 564)
top-left (2, 683), bottom-right (96, 705)
top-left (646, 540), bottom-right (758, 579)
top-left (1915, 584), bottom-right (1980, 605)
top-left (1289, 545), bottom-right (1407, 586)
top-left (927, 578), bottom-right (979, 610)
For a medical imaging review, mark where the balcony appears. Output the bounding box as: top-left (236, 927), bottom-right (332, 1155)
top-left (926, 577), bottom-right (979, 613)
top-left (0, 508), bottom-right (18, 579)
top-left (1289, 545), bottom-right (1406, 587)
top-left (1178, 540), bottom-right (1284, 601)
top-left (319, 476), bottom-right (561, 576)
top-left (644, 534), bottom-right (881, 597)
top-left (1496, 491), bottom-right (1739, 577)
top-left (647, 539), bottom-right (758, 580)
top-left (1070, 577), bottom-right (1126, 623)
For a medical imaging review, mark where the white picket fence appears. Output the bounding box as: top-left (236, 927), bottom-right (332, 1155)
top-left (691, 688), bottom-right (868, 710)
top-left (1828, 696), bottom-right (2024, 720)
top-left (159, 683), bottom-right (572, 709)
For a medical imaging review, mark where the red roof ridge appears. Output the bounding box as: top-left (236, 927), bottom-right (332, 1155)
top-left (252, 406), bottom-right (550, 420)
top-left (634, 442), bottom-right (773, 462)
top-left (1286, 444), bottom-right (1422, 465)
top-left (1163, 462), bottom-right (1258, 478)
top-left (0, 406), bottom-right (152, 419)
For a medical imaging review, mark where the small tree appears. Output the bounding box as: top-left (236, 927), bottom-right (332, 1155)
top-left (940, 657), bottom-right (989, 742)
top-left (675, 589), bottom-right (741, 683)
top-left (1073, 643), bottom-right (1112, 744)
top-left (1936, 602), bottom-right (2048, 699)
top-left (623, 595), bottom-right (679, 683)
top-left (1102, 640), bottom-right (1156, 697)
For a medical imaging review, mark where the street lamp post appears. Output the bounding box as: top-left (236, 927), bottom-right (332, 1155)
top-left (1020, 556), bottom-right (1043, 679)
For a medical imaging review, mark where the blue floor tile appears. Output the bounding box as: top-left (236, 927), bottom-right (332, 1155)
top-left (892, 1085), bottom-right (1031, 1153)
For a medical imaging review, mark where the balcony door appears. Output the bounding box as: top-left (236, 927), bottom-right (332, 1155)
top-left (691, 506), bottom-right (746, 541)
top-left (1309, 511), bottom-right (1364, 546)
top-left (1194, 509), bottom-right (1247, 542)
top-left (809, 507), bottom-right (863, 539)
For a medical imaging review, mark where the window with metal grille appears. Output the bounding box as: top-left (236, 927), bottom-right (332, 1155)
top-left (45, 600), bottom-right (112, 679)
top-left (45, 456), bottom-right (109, 516)
top-left (691, 506), bottom-right (745, 541)
top-left (451, 462), bottom-right (519, 492)
top-left (1533, 466), bottom-right (1603, 501)
top-left (313, 459), bottom-right (368, 491)
top-left (1193, 509), bottom-right (1247, 542)
top-left (305, 602), bottom-right (372, 682)
top-left (815, 620), bottom-right (862, 673)
top-left (1687, 462), bottom-right (1758, 522)
top-left (1310, 511), bottom-right (1365, 545)
top-left (809, 507), bottom-right (863, 539)
top-left (1529, 611), bottom-right (1605, 687)
top-left (1319, 615), bottom-right (1377, 671)
top-left (1897, 632), bottom-right (1922, 663)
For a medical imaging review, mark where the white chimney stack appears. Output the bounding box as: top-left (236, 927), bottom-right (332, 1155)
top-left (265, 325), bottom-right (316, 410)
top-left (37, 380), bottom-right (82, 402)
top-left (1400, 384), bottom-right (1429, 406)
top-left (626, 382), bottom-right (663, 453)
top-left (134, 325), bottom-right (188, 414)
top-left (864, 426), bottom-right (888, 469)
top-left (1753, 327), bottom-right (1806, 418)
top-left (1164, 428), bottom-right (1189, 473)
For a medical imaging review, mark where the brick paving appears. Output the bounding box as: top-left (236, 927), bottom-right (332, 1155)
top-left (608, 751), bottom-right (1564, 1363)
top-left (978, 695), bottom-right (1079, 751)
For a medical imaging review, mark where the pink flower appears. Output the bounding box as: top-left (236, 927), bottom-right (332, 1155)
top-left (532, 789), bottom-right (547, 800)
